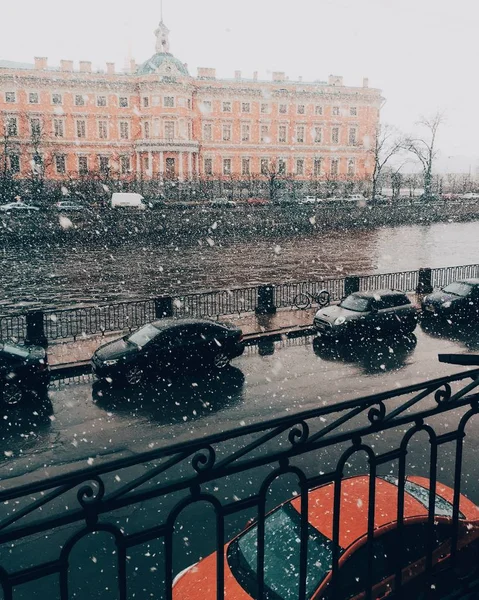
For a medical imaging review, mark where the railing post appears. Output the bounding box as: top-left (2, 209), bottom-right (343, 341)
top-left (154, 296), bottom-right (173, 319)
top-left (416, 267), bottom-right (433, 294)
top-left (25, 310), bottom-right (48, 348)
top-left (344, 276), bottom-right (360, 297)
top-left (255, 284), bottom-right (276, 315)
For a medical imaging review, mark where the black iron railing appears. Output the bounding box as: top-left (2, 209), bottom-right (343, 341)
top-left (1, 263), bottom-right (478, 344)
top-left (1, 366), bottom-right (479, 599)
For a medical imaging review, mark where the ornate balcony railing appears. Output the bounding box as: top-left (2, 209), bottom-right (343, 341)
top-left (1, 365), bottom-right (479, 599)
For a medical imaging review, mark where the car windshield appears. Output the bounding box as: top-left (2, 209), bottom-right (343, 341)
top-left (0, 343), bottom-right (29, 358)
top-left (227, 503), bottom-right (339, 599)
top-left (127, 324), bottom-right (160, 347)
top-left (339, 296), bottom-right (370, 312)
top-left (442, 282), bottom-right (473, 297)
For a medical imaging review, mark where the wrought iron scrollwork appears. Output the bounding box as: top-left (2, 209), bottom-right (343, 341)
top-left (288, 421), bottom-right (310, 446)
top-left (192, 445), bottom-right (216, 473)
top-left (77, 476), bottom-right (105, 508)
top-left (368, 401), bottom-right (386, 424)
top-left (435, 382), bottom-right (452, 404)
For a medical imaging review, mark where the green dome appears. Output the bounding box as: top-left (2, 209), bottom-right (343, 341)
top-left (138, 52), bottom-right (189, 76)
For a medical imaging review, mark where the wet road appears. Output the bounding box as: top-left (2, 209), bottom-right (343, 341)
top-left (2, 320), bottom-right (478, 482)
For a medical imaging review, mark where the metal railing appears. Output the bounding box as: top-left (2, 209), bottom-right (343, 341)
top-left (1, 367), bottom-right (479, 599)
top-left (1, 263), bottom-right (478, 344)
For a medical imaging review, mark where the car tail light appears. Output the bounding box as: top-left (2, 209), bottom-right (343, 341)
top-left (37, 362), bottom-right (48, 371)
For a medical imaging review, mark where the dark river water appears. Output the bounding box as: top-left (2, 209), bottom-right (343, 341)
top-left (1, 221), bottom-right (479, 312)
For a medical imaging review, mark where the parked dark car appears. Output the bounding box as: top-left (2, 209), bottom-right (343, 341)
top-left (0, 341), bottom-right (50, 405)
top-left (314, 289), bottom-right (418, 339)
top-left (91, 318), bottom-right (245, 385)
top-left (421, 278), bottom-right (479, 322)
top-left (55, 201), bottom-right (87, 212)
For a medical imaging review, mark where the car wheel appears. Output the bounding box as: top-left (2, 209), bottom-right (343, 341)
top-left (2, 382), bottom-right (23, 406)
top-left (125, 364), bottom-right (144, 386)
top-left (213, 352), bottom-right (230, 370)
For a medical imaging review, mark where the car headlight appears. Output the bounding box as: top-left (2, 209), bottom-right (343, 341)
top-left (442, 301), bottom-right (452, 309)
top-left (334, 316), bottom-right (346, 325)
top-left (104, 359), bottom-right (119, 366)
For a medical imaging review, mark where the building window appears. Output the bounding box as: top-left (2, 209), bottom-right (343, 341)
top-left (201, 100), bottom-right (212, 113)
top-left (78, 156), bottom-right (88, 175)
top-left (97, 96), bottom-right (107, 107)
top-left (75, 94), bottom-right (85, 106)
top-left (296, 158), bottom-right (304, 175)
top-left (350, 106), bottom-right (357, 116)
top-left (98, 120), bottom-right (108, 139)
top-left (279, 104), bottom-right (287, 114)
top-left (260, 125), bottom-right (269, 143)
top-left (7, 117), bottom-right (18, 137)
top-left (165, 157), bottom-right (175, 177)
top-left (163, 96), bottom-right (174, 108)
top-left (99, 155), bottom-right (110, 174)
top-left (278, 159), bottom-right (286, 174)
top-left (330, 158), bottom-right (339, 176)
top-left (242, 158), bottom-right (250, 176)
top-left (29, 92), bottom-right (39, 104)
top-left (5, 92), bottom-right (16, 103)
top-left (296, 126), bottom-right (305, 143)
top-left (164, 121), bottom-right (175, 139)
top-left (222, 101), bottom-right (232, 113)
top-left (52, 93), bottom-right (62, 105)
top-left (278, 125), bottom-right (287, 143)
top-left (9, 154), bottom-right (20, 173)
top-left (203, 123), bottom-right (212, 141)
top-left (144, 122), bottom-right (150, 139)
top-left (241, 124), bottom-right (250, 142)
top-left (260, 158), bottom-right (269, 175)
top-left (119, 121), bottom-right (130, 140)
top-left (314, 127), bottom-right (322, 143)
top-left (222, 124), bottom-right (231, 142)
top-left (261, 103), bottom-right (269, 114)
top-left (30, 118), bottom-right (41, 137)
top-left (143, 155), bottom-right (150, 172)
top-left (297, 104), bottom-right (305, 115)
top-left (242, 102), bottom-right (250, 113)
top-left (121, 155), bottom-right (131, 174)
top-left (143, 96), bottom-right (149, 108)
top-left (204, 158), bottom-right (213, 175)
top-left (332, 106), bottom-right (340, 116)
top-left (314, 157), bottom-right (322, 177)
top-left (119, 96), bottom-right (129, 108)
top-left (223, 158), bottom-right (232, 175)
top-left (76, 120), bottom-right (86, 139)
top-left (53, 119), bottom-right (64, 138)
top-left (55, 154), bottom-right (66, 174)
top-left (349, 128), bottom-right (357, 145)
top-left (315, 105), bottom-right (323, 115)
top-left (331, 127), bottom-right (339, 144)
top-left (32, 154), bottom-right (43, 173)
top-left (347, 158), bottom-right (355, 176)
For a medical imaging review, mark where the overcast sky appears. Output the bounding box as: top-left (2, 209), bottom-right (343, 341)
top-left (2, 0), bottom-right (478, 171)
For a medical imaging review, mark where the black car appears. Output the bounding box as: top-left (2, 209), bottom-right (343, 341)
top-left (422, 278), bottom-right (479, 321)
top-left (313, 289), bottom-right (418, 339)
top-left (0, 341), bottom-right (50, 405)
top-left (91, 318), bottom-right (245, 385)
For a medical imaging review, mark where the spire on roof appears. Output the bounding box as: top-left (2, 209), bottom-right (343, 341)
top-left (155, 1), bottom-right (170, 53)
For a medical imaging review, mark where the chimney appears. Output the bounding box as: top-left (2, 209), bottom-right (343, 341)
top-left (363, 77), bottom-right (369, 88)
top-left (235, 70), bottom-right (241, 80)
top-left (79, 61), bottom-right (92, 73)
top-left (197, 67), bottom-right (216, 79)
top-left (34, 57), bottom-right (48, 70)
top-left (130, 59), bottom-right (136, 73)
top-left (272, 71), bottom-right (285, 82)
top-left (253, 71), bottom-right (258, 81)
top-left (60, 60), bottom-right (73, 72)
top-left (106, 62), bottom-right (115, 75)
top-left (328, 74), bottom-right (343, 86)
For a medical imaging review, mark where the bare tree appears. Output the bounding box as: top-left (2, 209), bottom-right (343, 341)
top-left (370, 124), bottom-right (403, 202)
top-left (404, 112), bottom-right (444, 199)
top-left (261, 158), bottom-right (286, 202)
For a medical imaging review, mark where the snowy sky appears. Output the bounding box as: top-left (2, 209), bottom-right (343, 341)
top-left (2, 0), bottom-right (478, 171)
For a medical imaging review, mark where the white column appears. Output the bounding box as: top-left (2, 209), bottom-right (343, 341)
top-left (159, 151), bottom-right (164, 177)
top-left (148, 151), bottom-right (153, 178)
top-left (136, 152), bottom-right (140, 175)
top-left (179, 151), bottom-right (184, 182)
top-left (188, 152), bottom-right (193, 179)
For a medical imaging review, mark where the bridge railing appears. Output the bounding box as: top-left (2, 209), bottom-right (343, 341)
top-left (1, 367), bottom-right (479, 599)
top-left (0, 263), bottom-right (478, 344)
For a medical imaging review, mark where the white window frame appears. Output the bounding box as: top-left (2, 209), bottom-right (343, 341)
top-left (330, 157), bottom-right (339, 176)
top-left (348, 127), bottom-right (357, 146)
top-left (118, 96), bottom-right (129, 108)
top-left (28, 91), bottom-right (40, 104)
top-left (222, 124), bottom-right (232, 142)
top-left (242, 157), bottom-right (250, 176)
top-left (9, 153), bottom-right (20, 173)
top-left (120, 155), bottom-right (131, 174)
top-left (96, 95), bottom-right (107, 107)
top-left (143, 121), bottom-right (151, 139)
top-left (222, 101), bottom-right (232, 113)
top-left (314, 127), bottom-right (322, 144)
top-left (78, 155), bottom-right (88, 175)
top-left (99, 155), bottom-right (110, 173)
top-left (164, 120), bottom-right (175, 139)
top-left (203, 122), bottom-right (213, 141)
top-left (347, 158), bottom-right (356, 176)
top-left (350, 106), bottom-right (357, 116)
top-left (279, 103), bottom-right (288, 114)
top-left (55, 154), bottom-right (66, 174)
top-left (296, 125), bottom-right (305, 143)
top-left (30, 117), bottom-right (42, 137)
top-left (313, 157), bottom-right (322, 177)
top-left (331, 127), bottom-right (339, 144)
top-left (332, 106), bottom-right (340, 116)
top-left (53, 118), bottom-right (65, 138)
top-left (163, 96), bottom-right (175, 108)
top-left (315, 105), bottom-right (323, 115)
top-left (76, 119), bottom-right (86, 139)
top-left (278, 125), bottom-right (287, 143)
top-left (260, 158), bottom-right (269, 175)
top-left (241, 123), bottom-right (251, 142)
top-left (296, 158), bottom-right (304, 176)
top-left (74, 94), bottom-right (86, 107)
top-left (260, 125), bottom-right (269, 143)
top-left (51, 93), bottom-right (63, 106)
top-left (119, 121), bottom-right (130, 140)
top-left (5, 91), bottom-right (16, 103)
top-left (142, 96), bottom-right (149, 108)
top-left (204, 157), bottom-right (213, 175)
top-left (297, 104), bottom-right (305, 115)
top-left (260, 103), bottom-right (270, 114)
top-left (98, 120), bottom-right (108, 140)
top-left (241, 102), bottom-right (251, 113)
top-left (223, 158), bottom-right (232, 175)
top-left (6, 116), bottom-right (18, 137)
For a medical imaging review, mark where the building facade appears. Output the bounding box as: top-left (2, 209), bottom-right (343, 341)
top-left (0, 19), bottom-right (382, 183)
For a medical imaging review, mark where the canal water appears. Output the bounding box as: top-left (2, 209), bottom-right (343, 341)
top-left (1, 221), bottom-right (479, 312)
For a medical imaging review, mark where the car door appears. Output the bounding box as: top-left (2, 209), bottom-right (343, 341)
top-left (148, 328), bottom-right (186, 374)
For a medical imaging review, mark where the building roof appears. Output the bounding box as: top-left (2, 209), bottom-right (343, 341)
top-left (0, 59), bottom-right (35, 70)
top-left (137, 52), bottom-right (189, 76)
